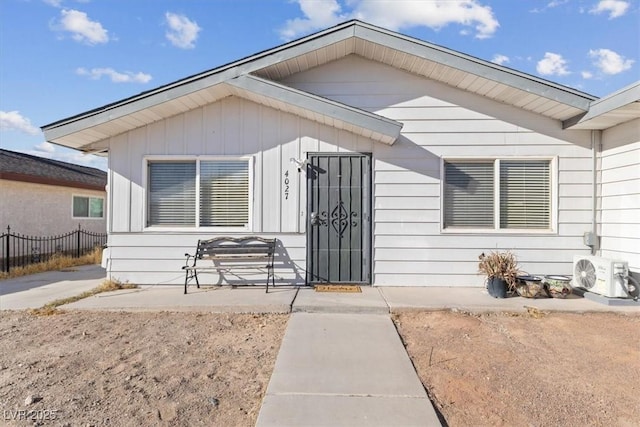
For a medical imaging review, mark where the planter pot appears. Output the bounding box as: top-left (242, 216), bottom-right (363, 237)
top-left (543, 275), bottom-right (572, 298)
top-left (515, 275), bottom-right (548, 298)
top-left (487, 277), bottom-right (508, 298)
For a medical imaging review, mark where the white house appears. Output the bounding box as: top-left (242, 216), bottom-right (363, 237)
top-left (41, 20), bottom-right (639, 287)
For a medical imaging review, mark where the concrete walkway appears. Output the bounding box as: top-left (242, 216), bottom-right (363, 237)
top-left (2, 270), bottom-right (639, 426)
top-left (256, 313), bottom-right (440, 426)
top-left (0, 265), bottom-right (106, 310)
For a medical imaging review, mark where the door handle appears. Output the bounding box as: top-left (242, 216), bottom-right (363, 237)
top-left (310, 212), bottom-right (321, 226)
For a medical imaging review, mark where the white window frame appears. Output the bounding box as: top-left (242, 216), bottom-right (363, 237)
top-left (143, 155), bottom-right (254, 231)
top-left (440, 156), bottom-right (558, 234)
top-left (72, 194), bottom-right (105, 220)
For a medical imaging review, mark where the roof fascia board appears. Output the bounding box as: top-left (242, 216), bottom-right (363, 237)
top-left (353, 23), bottom-right (595, 111)
top-left (226, 75), bottom-right (402, 143)
top-left (42, 26), bottom-right (356, 141)
top-left (563, 81), bottom-right (640, 128)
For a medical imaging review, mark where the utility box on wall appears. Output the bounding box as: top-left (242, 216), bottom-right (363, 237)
top-left (583, 231), bottom-right (599, 250)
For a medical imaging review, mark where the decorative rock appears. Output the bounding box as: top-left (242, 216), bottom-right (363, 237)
top-left (24, 394), bottom-right (41, 405)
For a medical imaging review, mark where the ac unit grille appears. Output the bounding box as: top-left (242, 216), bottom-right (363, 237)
top-left (574, 258), bottom-right (596, 289)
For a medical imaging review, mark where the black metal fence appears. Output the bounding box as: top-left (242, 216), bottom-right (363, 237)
top-left (1, 225), bottom-right (107, 273)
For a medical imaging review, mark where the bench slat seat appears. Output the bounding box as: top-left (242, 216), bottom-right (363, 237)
top-left (182, 237), bottom-right (276, 294)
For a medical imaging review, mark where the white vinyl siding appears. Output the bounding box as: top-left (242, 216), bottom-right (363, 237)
top-left (443, 159), bottom-right (552, 231)
top-left (147, 158), bottom-right (250, 228)
top-left (599, 120), bottom-right (640, 275)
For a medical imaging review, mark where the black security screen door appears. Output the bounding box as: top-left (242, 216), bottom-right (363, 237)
top-left (306, 153), bottom-right (371, 284)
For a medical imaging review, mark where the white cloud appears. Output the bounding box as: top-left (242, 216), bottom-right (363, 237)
top-left (36, 141), bottom-right (56, 153)
top-left (589, 48), bottom-right (634, 74)
top-left (547, 0), bottom-right (570, 7)
top-left (279, 0), bottom-right (499, 40)
top-left (536, 52), bottom-right (570, 76)
top-left (43, 0), bottom-right (63, 7)
top-left (589, 0), bottom-right (629, 18)
top-left (530, 0), bottom-right (569, 13)
top-left (581, 70), bottom-right (594, 79)
top-left (491, 54), bottom-right (509, 65)
top-left (0, 111), bottom-right (40, 135)
top-left (279, 0), bottom-right (346, 40)
top-left (54, 9), bottom-right (109, 45)
top-left (165, 12), bottom-right (201, 49)
top-left (76, 67), bottom-right (152, 83)
top-left (28, 146), bottom-right (108, 170)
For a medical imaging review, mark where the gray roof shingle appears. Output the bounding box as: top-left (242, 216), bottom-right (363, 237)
top-left (0, 149), bottom-right (107, 191)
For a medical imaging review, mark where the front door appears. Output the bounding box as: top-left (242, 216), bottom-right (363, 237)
top-left (306, 153), bottom-right (371, 284)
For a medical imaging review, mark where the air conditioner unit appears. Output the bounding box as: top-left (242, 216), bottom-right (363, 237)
top-left (573, 255), bottom-right (629, 298)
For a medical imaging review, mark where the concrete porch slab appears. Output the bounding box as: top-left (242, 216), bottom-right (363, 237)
top-left (64, 285), bottom-right (298, 313)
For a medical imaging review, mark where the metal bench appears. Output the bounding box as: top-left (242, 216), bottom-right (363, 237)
top-left (182, 236), bottom-right (276, 294)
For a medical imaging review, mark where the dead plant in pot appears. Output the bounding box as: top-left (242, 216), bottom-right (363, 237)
top-left (478, 251), bottom-right (521, 298)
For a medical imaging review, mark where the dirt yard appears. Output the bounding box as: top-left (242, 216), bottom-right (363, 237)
top-left (1, 309), bottom-right (638, 427)
top-left (0, 311), bottom-right (288, 426)
top-left (394, 310), bottom-right (640, 427)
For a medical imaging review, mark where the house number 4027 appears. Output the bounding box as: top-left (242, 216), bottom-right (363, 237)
top-left (284, 170), bottom-right (290, 200)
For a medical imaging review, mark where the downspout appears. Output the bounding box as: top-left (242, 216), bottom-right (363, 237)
top-left (590, 130), bottom-right (602, 256)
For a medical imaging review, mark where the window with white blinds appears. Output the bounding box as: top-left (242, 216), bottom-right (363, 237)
top-left (148, 162), bottom-right (196, 226)
top-left (500, 161), bottom-right (550, 229)
top-left (443, 159), bottom-right (552, 231)
top-left (199, 160), bottom-right (249, 227)
top-left (147, 158), bottom-right (250, 228)
top-left (444, 162), bottom-right (494, 228)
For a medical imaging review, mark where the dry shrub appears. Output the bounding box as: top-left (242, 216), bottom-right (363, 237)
top-left (0, 246), bottom-right (103, 280)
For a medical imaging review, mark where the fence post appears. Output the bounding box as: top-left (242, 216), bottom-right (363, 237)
top-left (5, 226), bottom-right (10, 273)
top-left (76, 224), bottom-right (81, 258)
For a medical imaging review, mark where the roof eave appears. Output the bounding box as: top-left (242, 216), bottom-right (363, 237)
top-left (353, 23), bottom-right (596, 111)
top-left (563, 81), bottom-right (640, 130)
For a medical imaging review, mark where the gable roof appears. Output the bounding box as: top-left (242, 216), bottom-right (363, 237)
top-left (42, 20), bottom-right (599, 152)
top-left (0, 149), bottom-right (107, 191)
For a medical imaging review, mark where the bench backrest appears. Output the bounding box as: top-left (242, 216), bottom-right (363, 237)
top-left (196, 237), bottom-right (276, 259)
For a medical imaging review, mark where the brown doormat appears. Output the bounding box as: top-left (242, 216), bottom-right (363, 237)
top-left (314, 285), bottom-right (362, 293)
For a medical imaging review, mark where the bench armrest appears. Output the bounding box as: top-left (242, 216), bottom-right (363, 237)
top-left (183, 252), bottom-right (197, 269)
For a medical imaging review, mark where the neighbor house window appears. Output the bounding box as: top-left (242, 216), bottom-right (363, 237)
top-left (73, 196), bottom-right (104, 219)
top-left (147, 158), bottom-right (250, 228)
top-left (443, 159), bottom-right (552, 230)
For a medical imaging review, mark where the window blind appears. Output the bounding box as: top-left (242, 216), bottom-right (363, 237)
top-left (500, 161), bottom-right (550, 229)
top-left (444, 162), bottom-right (494, 228)
top-left (148, 162), bottom-right (196, 226)
top-left (199, 160), bottom-right (249, 227)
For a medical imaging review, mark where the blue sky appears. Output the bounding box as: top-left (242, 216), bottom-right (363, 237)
top-left (1, 0), bottom-right (638, 170)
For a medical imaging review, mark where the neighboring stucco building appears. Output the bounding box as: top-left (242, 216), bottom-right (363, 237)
top-left (0, 149), bottom-right (107, 236)
top-left (41, 20), bottom-right (639, 286)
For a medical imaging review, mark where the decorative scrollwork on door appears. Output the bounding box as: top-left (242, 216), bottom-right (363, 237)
top-left (330, 201), bottom-right (358, 237)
